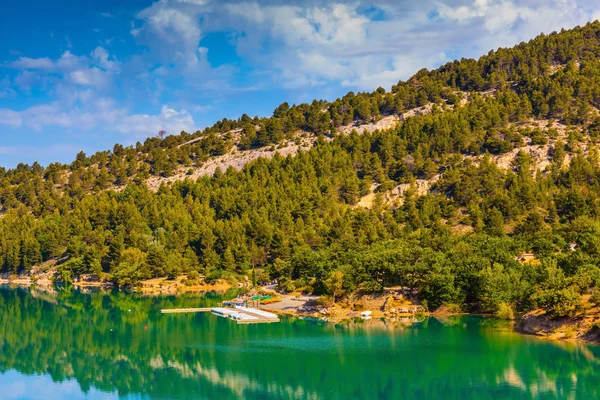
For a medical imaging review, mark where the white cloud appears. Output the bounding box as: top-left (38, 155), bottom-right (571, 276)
top-left (0, 76), bottom-right (14, 98)
top-left (212, 0), bottom-right (600, 90)
top-left (434, 0), bottom-right (592, 56)
top-left (223, 2), bottom-right (382, 88)
top-left (342, 52), bottom-right (448, 89)
top-left (0, 100), bottom-right (195, 138)
top-left (0, 109), bottom-right (22, 127)
top-left (9, 57), bottom-right (54, 70)
top-left (437, 0), bottom-right (589, 34)
top-left (227, 3), bottom-right (369, 49)
top-left (7, 48), bottom-right (119, 93)
top-left (69, 68), bottom-right (109, 87)
top-left (191, 104), bottom-right (214, 112)
top-left (128, 0), bottom-right (445, 91)
top-left (296, 51), bottom-right (349, 80)
top-left (118, 105), bottom-right (195, 135)
top-left (437, 0), bottom-right (490, 23)
top-left (91, 46), bottom-right (120, 71)
top-left (8, 51), bottom-right (88, 72)
top-left (221, 2), bottom-right (435, 90)
top-left (175, 0), bottom-right (209, 4)
top-left (13, 71), bottom-right (44, 91)
top-left (133, 0), bottom-right (207, 69)
top-left (24, 104), bottom-right (75, 130)
top-left (3, 0), bottom-right (600, 154)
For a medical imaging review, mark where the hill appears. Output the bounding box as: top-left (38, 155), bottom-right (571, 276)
top-left (4, 22), bottom-right (600, 335)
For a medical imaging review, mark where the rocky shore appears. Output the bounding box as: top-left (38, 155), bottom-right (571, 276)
top-left (516, 309), bottom-right (600, 344)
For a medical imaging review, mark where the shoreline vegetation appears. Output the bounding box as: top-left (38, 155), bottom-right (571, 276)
top-left (2, 275), bottom-right (599, 345)
top-left (0, 272), bottom-right (236, 294)
top-left (6, 23), bottom-right (600, 349)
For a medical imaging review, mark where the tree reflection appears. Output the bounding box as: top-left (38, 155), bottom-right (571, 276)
top-left (0, 286), bottom-right (599, 399)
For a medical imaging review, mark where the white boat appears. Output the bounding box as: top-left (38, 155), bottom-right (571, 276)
top-left (360, 311), bottom-right (372, 318)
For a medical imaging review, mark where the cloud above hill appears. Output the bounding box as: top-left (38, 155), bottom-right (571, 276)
top-left (131, 0), bottom-right (598, 91)
top-left (0, 0), bottom-right (599, 166)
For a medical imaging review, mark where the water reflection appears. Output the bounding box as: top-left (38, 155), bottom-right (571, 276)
top-left (0, 286), bottom-right (598, 399)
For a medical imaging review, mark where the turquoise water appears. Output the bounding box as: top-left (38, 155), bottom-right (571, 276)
top-left (0, 286), bottom-right (599, 399)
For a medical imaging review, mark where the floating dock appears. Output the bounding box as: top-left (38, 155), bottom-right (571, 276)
top-left (211, 306), bottom-right (280, 324)
top-left (160, 305), bottom-right (280, 324)
top-left (161, 308), bottom-right (212, 314)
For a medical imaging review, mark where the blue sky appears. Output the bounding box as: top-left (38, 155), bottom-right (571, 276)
top-left (1, 0), bottom-right (600, 167)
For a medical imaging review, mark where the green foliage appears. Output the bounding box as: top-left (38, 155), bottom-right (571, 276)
top-left (112, 262), bottom-right (145, 287)
top-left (478, 264), bottom-right (523, 313)
top-left (591, 289), bottom-right (600, 306)
top-left (4, 23), bottom-right (600, 311)
top-left (357, 280), bottom-right (384, 294)
top-left (324, 270), bottom-right (354, 302)
top-left (496, 302), bottom-right (516, 320)
top-left (548, 288), bottom-right (582, 318)
top-left (420, 264), bottom-right (462, 311)
top-left (276, 277), bottom-right (296, 293)
top-left (529, 265), bottom-right (582, 317)
top-left (204, 269), bottom-right (222, 285)
top-left (437, 303), bottom-right (463, 314)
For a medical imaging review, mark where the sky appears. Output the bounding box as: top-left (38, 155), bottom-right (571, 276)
top-left (1, 0), bottom-right (600, 168)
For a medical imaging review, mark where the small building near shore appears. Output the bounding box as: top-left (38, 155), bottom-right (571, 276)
top-left (569, 242), bottom-right (577, 252)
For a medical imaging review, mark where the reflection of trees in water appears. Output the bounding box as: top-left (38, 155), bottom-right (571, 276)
top-left (0, 287), bottom-right (599, 399)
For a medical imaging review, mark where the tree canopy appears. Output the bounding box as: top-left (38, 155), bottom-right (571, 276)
top-left (5, 22), bottom-right (600, 314)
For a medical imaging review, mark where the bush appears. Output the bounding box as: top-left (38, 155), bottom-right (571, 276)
top-left (255, 269), bottom-right (271, 286)
top-left (484, 137), bottom-right (512, 154)
top-left (204, 269), bottom-right (222, 285)
top-left (276, 277), bottom-right (296, 293)
top-left (549, 288), bottom-right (581, 317)
top-left (420, 268), bottom-right (462, 310)
top-left (530, 132), bottom-right (548, 145)
top-left (316, 296), bottom-right (334, 308)
top-left (590, 289), bottom-right (600, 306)
top-left (438, 303), bottom-right (463, 314)
top-left (110, 262), bottom-right (144, 287)
top-left (357, 280), bottom-right (383, 294)
top-left (496, 302), bottom-right (515, 320)
top-left (56, 268), bottom-right (73, 286)
top-left (183, 271), bottom-right (201, 286)
top-left (221, 271), bottom-right (239, 284)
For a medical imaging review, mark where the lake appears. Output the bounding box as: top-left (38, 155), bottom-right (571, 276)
top-left (0, 286), bottom-right (599, 399)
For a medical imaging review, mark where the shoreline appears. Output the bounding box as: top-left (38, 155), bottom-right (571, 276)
top-left (2, 279), bottom-right (598, 345)
top-left (0, 278), bottom-right (113, 288)
top-left (0, 276), bottom-right (236, 295)
top-left (256, 294), bottom-right (600, 345)
top-left (514, 309), bottom-right (600, 345)
top-left (268, 305), bottom-right (600, 345)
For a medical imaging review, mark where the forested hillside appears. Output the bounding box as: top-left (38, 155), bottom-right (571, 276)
top-left (5, 22), bottom-right (600, 316)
